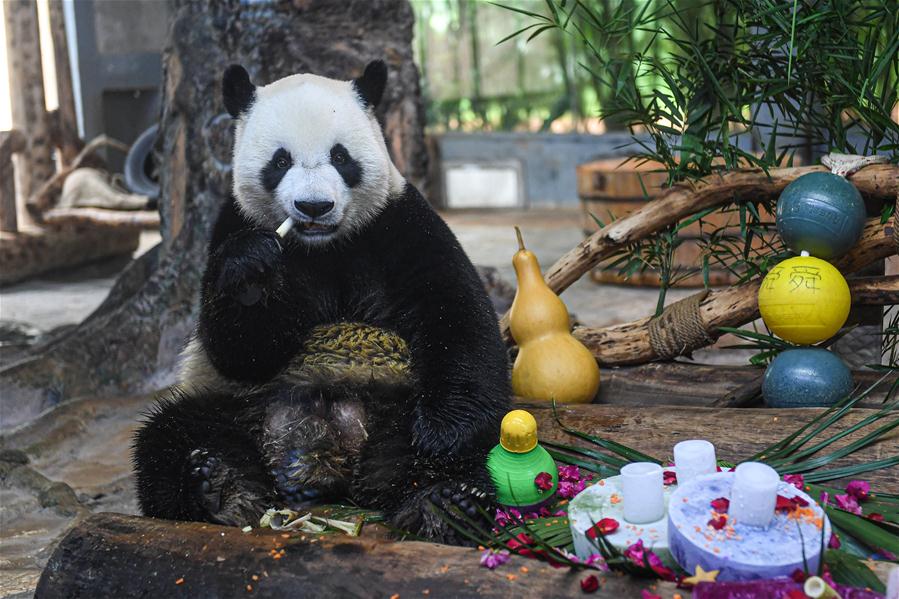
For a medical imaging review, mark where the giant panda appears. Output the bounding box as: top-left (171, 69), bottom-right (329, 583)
top-left (132, 60), bottom-right (511, 542)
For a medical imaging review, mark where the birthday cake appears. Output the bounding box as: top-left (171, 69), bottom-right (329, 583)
top-left (667, 472), bottom-right (830, 581)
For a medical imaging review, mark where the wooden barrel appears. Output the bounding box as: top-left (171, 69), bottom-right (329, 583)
top-left (577, 159), bottom-right (756, 287)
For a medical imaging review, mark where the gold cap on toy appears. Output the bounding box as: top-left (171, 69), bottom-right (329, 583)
top-left (500, 410), bottom-right (538, 453)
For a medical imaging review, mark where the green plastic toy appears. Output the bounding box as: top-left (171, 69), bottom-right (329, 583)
top-left (487, 410), bottom-right (558, 508)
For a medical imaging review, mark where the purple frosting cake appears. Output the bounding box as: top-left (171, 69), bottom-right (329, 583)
top-left (668, 472), bottom-right (830, 581)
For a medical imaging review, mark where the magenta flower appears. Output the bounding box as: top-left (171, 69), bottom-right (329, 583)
top-left (494, 509), bottom-right (510, 528)
top-left (583, 554), bottom-right (610, 571)
top-left (828, 533), bottom-right (841, 549)
top-left (783, 474), bottom-right (804, 490)
top-left (558, 464), bottom-right (582, 482)
top-left (845, 480), bottom-right (870, 501)
top-left (534, 471), bottom-right (553, 491)
top-left (833, 493), bottom-right (862, 515)
top-left (663, 471), bottom-right (677, 486)
top-left (556, 479), bottom-right (586, 499)
top-left (820, 491), bottom-right (831, 506)
top-left (480, 549), bottom-right (511, 569)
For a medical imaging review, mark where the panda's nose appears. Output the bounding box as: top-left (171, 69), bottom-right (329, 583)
top-left (294, 200), bottom-right (334, 218)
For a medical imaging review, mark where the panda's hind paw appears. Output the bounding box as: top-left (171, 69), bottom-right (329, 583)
top-left (186, 448), bottom-right (271, 527)
top-left (271, 448), bottom-right (324, 507)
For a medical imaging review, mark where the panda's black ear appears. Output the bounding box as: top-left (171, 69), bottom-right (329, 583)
top-left (352, 60), bottom-right (387, 109)
top-left (223, 64), bottom-right (256, 119)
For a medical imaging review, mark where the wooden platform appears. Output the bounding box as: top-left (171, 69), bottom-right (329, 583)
top-left (0, 224), bottom-right (140, 286)
top-left (34, 402), bottom-right (897, 597)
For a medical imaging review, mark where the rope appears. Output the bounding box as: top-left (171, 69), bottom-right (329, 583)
top-left (648, 290), bottom-right (715, 360)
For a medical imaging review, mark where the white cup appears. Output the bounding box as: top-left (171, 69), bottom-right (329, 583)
top-left (730, 462), bottom-right (779, 528)
top-left (620, 462), bottom-right (665, 524)
top-left (673, 439), bottom-right (717, 484)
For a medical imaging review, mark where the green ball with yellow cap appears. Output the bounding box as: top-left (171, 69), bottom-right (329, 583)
top-left (487, 410), bottom-right (559, 508)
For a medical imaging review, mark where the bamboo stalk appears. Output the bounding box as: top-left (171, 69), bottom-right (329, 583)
top-left (498, 163), bottom-right (899, 338)
top-left (573, 219), bottom-right (897, 366)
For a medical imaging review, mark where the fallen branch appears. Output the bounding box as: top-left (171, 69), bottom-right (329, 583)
top-left (573, 218), bottom-right (897, 366)
top-left (499, 163), bottom-right (899, 338)
top-left (27, 135), bottom-right (130, 216)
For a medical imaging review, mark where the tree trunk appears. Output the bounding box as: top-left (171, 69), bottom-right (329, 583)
top-left (0, 0), bottom-right (427, 431)
top-left (4, 0), bottom-right (55, 211)
top-left (47, 0), bottom-right (81, 166)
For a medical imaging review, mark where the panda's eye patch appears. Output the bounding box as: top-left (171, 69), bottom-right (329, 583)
top-left (329, 143), bottom-right (362, 188)
top-left (330, 145), bottom-right (348, 165)
top-left (261, 148), bottom-right (293, 192)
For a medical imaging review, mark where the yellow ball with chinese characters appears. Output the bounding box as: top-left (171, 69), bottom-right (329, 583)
top-left (758, 255), bottom-right (850, 345)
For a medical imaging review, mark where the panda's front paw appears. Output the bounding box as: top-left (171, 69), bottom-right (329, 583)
top-left (394, 480), bottom-right (496, 546)
top-left (211, 229), bottom-right (285, 305)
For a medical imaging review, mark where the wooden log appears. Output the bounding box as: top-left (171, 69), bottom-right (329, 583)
top-left (0, 224), bottom-right (140, 286)
top-left (46, 0), bottom-right (81, 166)
top-left (36, 513), bottom-right (668, 598)
top-left (499, 163), bottom-right (899, 338)
top-left (574, 218), bottom-right (897, 366)
top-left (0, 130), bottom-right (27, 233)
top-left (42, 207), bottom-right (160, 229)
top-left (4, 0), bottom-right (55, 207)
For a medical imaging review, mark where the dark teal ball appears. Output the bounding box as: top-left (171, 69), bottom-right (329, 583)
top-left (776, 172), bottom-right (866, 259)
top-left (762, 348), bottom-right (853, 408)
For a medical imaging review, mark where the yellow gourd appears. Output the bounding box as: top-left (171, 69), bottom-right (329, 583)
top-left (510, 227), bottom-right (600, 404)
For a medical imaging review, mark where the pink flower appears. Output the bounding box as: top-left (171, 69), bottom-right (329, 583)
top-left (845, 480), bottom-right (870, 501)
top-left (623, 539), bottom-right (646, 564)
top-left (583, 554), bottom-right (610, 571)
top-left (558, 465), bottom-right (582, 482)
top-left (557, 479), bottom-right (587, 499)
top-left (534, 472), bottom-right (553, 491)
top-left (820, 492), bottom-right (831, 506)
top-left (828, 533), bottom-right (841, 549)
top-left (783, 474), bottom-right (804, 490)
top-left (623, 540), bottom-right (676, 581)
top-left (494, 509), bottom-right (510, 528)
top-left (834, 493), bottom-right (862, 515)
top-left (480, 549), bottom-right (510, 569)
top-left (663, 471), bottom-right (677, 486)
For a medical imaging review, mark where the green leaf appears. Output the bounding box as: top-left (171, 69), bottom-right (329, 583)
top-left (826, 507), bottom-right (899, 557)
top-left (824, 549), bottom-right (886, 594)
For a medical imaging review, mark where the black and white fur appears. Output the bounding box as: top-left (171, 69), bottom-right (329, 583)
top-left (133, 61), bottom-right (511, 542)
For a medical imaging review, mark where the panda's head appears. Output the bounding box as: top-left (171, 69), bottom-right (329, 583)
top-left (223, 61), bottom-right (405, 244)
